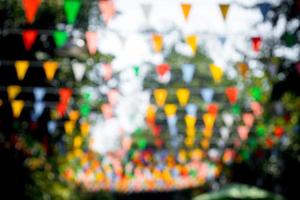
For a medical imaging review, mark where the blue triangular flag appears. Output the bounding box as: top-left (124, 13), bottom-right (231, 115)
top-left (33, 87), bottom-right (46, 102)
top-left (47, 121), bottom-right (57, 134)
top-left (200, 88), bottom-right (214, 103)
top-left (259, 3), bottom-right (271, 21)
top-left (31, 102), bottom-right (45, 121)
top-left (219, 36), bottom-right (227, 46)
top-left (181, 64), bottom-right (195, 83)
top-left (185, 103), bottom-right (197, 117)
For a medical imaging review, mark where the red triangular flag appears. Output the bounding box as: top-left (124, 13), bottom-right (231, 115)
top-left (57, 102), bottom-right (68, 117)
top-left (251, 36), bottom-right (261, 52)
top-left (59, 88), bottom-right (73, 104)
top-left (156, 63), bottom-right (170, 76)
top-left (225, 87), bottom-right (238, 104)
top-left (22, 30), bottom-right (38, 51)
top-left (22, 0), bottom-right (41, 24)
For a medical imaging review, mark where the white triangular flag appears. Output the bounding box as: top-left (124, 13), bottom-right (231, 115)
top-left (222, 113), bottom-right (234, 127)
top-left (72, 62), bottom-right (86, 82)
top-left (141, 3), bottom-right (152, 20)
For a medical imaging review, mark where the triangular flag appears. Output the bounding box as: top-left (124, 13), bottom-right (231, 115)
top-left (98, 0), bottom-right (115, 24)
top-left (237, 126), bottom-right (249, 141)
top-left (64, 0), bottom-right (81, 24)
top-left (152, 34), bottom-right (163, 53)
top-left (164, 104), bottom-right (177, 117)
top-left (219, 36), bottom-right (227, 46)
top-left (222, 113), bottom-right (234, 127)
top-left (72, 62), bottom-right (86, 81)
top-left (101, 103), bottom-right (113, 119)
top-left (200, 88), bottom-right (214, 103)
top-left (225, 87), bottom-right (238, 104)
top-left (251, 36), bottom-right (262, 52)
top-left (181, 64), bottom-right (195, 83)
top-left (7, 85), bottom-right (21, 100)
top-left (220, 127), bottom-right (230, 140)
top-left (53, 31), bottom-right (68, 48)
top-left (47, 121), bottom-right (57, 134)
top-left (176, 88), bottom-right (190, 107)
top-left (185, 115), bottom-right (196, 129)
top-left (259, 3), bottom-right (271, 21)
top-left (11, 100), bottom-right (24, 118)
top-left (242, 113), bottom-right (254, 128)
top-left (43, 61), bottom-right (59, 81)
top-left (69, 110), bottom-right (80, 122)
top-left (86, 31), bottom-right (98, 55)
top-left (185, 104), bottom-right (197, 117)
top-left (57, 102), bottom-right (68, 117)
top-left (101, 63), bottom-right (112, 80)
top-left (64, 121), bottom-right (75, 135)
top-left (210, 64), bottom-right (223, 83)
top-left (31, 102), bottom-right (45, 121)
top-left (59, 88), bottom-right (72, 104)
top-left (133, 65), bottom-right (140, 76)
top-left (203, 113), bottom-right (216, 129)
top-left (141, 3), bottom-right (152, 20)
top-left (80, 103), bottom-right (90, 118)
top-left (107, 89), bottom-right (119, 105)
top-left (153, 89), bottom-right (168, 107)
top-left (146, 104), bottom-right (156, 123)
top-left (33, 87), bottom-right (46, 102)
top-left (207, 103), bottom-right (219, 116)
top-left (156, 63), bottom-right (170, 76)
top-left (22, 30), bottom-right (38, 51)
top-left (167, 116), bottom-right (178, 136)
top-left (186, 127), bottom-right (196, 137)
top-left (15, 60), bottom-right (29, 80)
top-left (80, 122), bottom-right (90, 136)
top-left (181, 3), bottom-right (191, 22)
top-left (22, 0), bottom-right (41, 24)
top-left (251, 101), bottom-right (263, 116)
top-left (185, 35), bottom-right (198, 55)
top-left (237, 62), bottom-right (249, 78)
top-left (219, 4), bottom-right (230, 21)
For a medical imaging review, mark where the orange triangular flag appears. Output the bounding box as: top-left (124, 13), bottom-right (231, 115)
top-left (15, 61), bottom-right (29, 80)
top-left (176, 88), bottom-right (190, 107)
top-left (219, 4), bottom-right (230, 21)
top-left (11, 100), bottom-right (24, 118)
top-left (7, 85), bottom-right (21, 100)
top-left (43, 61), bottom-right (59, 81)
top-left (164, 104), bottom-right (177, 117)
top-left (203, 113), bottom-right (216, 129)
top-left (181, 3), bottom-right (191, 21)
top-left (22, 0), bottom-right (41, 24)
top-left (154, 89), bottom-right (168, 107)
top-left (185, 115), bottom-right (197, 129)
top-left (69, 110), bottom-right (80, 121)
top-left (80, 122), bottom-right (90, 136)
top-left (186, 35), bottom-right (198, 55)
top-left (64, 121), bottom-right (75, 135)
top-left (152, 34), bottom-right (163, 53)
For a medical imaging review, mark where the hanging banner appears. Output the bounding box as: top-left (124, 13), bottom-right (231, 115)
top-left (22, 0), bottom-right (41, 24)
top-left (7, 85), bottom-right (21, 100)
top-left (200, 88), bottom-right (214, 103)
top-left (181, 64), bottom-right (195, 83)
top-left (181, 3), bottom-right (191, 22)
top-left (185, 103), bottom-right (197, 117)
top-left (203, 113), bottom-right (216, 129)
top-left (210, 64), bottom-right (223, 83)
top-left (11, 100), bottom-right (24, 118)
top-left (98, 0), bottom-right (115, 24)
top-left (164, 104), bottom-right (177, 117)
top-left (86, 31), bottom-right (98, 55)
top-left (141, 3), bottom-right (152, 21)
top-left (72, 62), bottom-right (86, 82)
top-left (225, 87), bottom-right (238, 104)
top-left (64, 0), bottom-right (81, 24)
top-left (33, 87), bottom-right (46, 102)
top-left (153, 89), bottom-right (168, 107)
top-left (22, 30), bottom-right (38, 51)
top-left (185, 35), bottom-right (198, 55)
top-left (53, 30), bottom-right (68, 48)
top-left (219, 4), bottom-right (230, 21)
top-left (176, 88), bottom-right (190, 107)
top-left (152, 34), bottom-right (163, 53)
top-left (15, 60), bottom-right (29, 80)
top-left (43, 61), bottom-right (59, 81)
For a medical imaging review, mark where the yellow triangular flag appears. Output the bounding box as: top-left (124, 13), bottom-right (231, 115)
top-left (210, 64), bottom-right (223, 83)
top-left (43, 61), bottom-right (59, 81)
top-left (181, 3), bottom-right (191, 21)
top-left (11, 100), bottom-right (24, 118)
top-left (73, 136), bottom-right (82, 148)
top-left (69, 110), bottom-right (79, 122)
top-left (146, 104), bottom-right (156, 119)
top-left (80, 122), bottom-right (90, 136)
top-left (203, 113), bottom-right (216, 129)
top-left (185, 137), bottom-right (195, 147)
top-left (154, 89), bottom-right (168, 107)
top-left (164, 104), bottom-right (177, 117)
top-left (201, 138), bottom-right (210, 149)
top-left (186, 128), bottom-right (196, 137)
top-left (152, 34), bottom-right (163, 53)
top-left (219, 4), bottom-right (230, 21)
top-left (7, 85), bottom-right (21, 100)
top-left (176, 88), bottom-right (190, 107)
top-left (186, 35), bottom-right (198, 55)
top-left (185, 115), bottom-right (196, 129)
top-left (64, 121), bottom-right (75, 135)
top-left (15, 61), bottom-right (29, 80)
top-left (203, 127), bottom-right (213, 138)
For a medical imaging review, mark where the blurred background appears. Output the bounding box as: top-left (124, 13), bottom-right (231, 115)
top-left (0, 0), bottom-right (299, 199)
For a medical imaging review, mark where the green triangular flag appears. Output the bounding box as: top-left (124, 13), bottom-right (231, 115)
top-left (232, 104), bottom-right (240, 115)
top-left (80, 103), bottom-right (90, 118)
top-left (133, 65), bottom-right (140, 76)
top-left (53, 31), bottom-right (68, 48)
top-left (256, 125), bottom-right (266, 137)
top-left (250, 87), bottom-right (262, 101)
top-left (137, 138), bottom-right (147, 149)
top-left (64, 0), bottom-right (81, 25)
